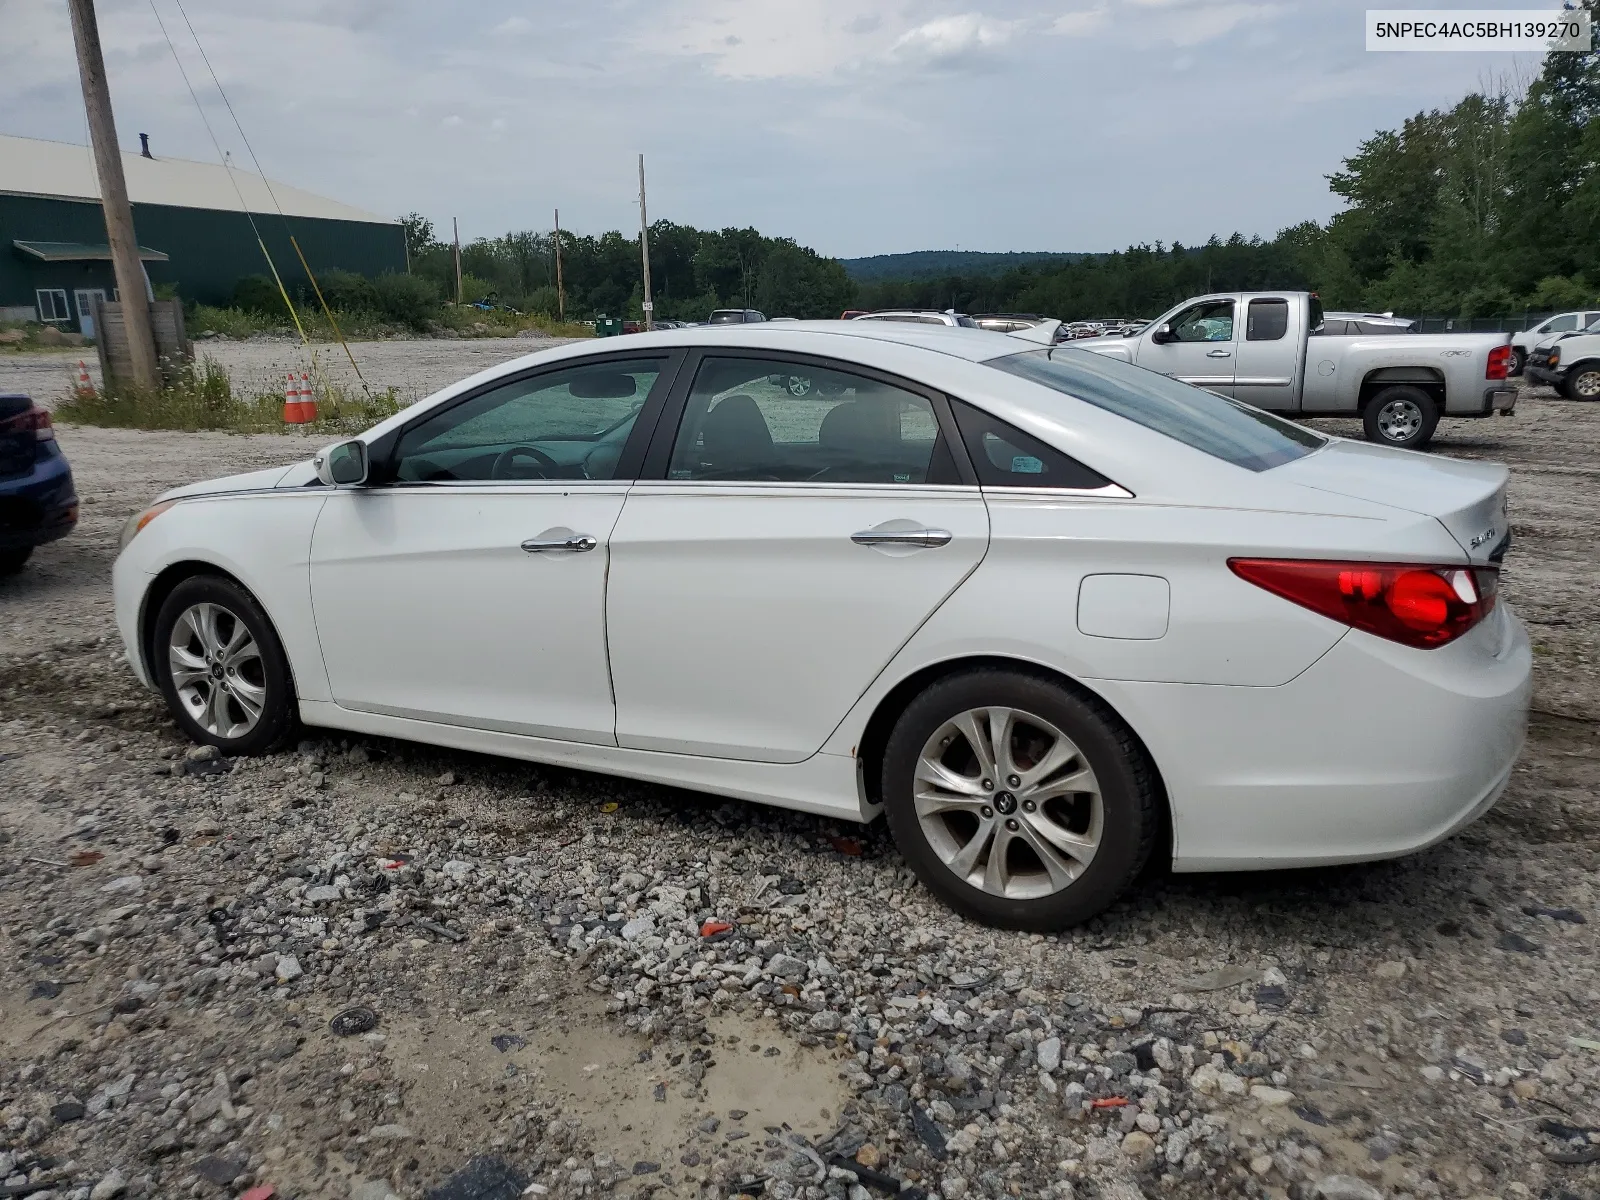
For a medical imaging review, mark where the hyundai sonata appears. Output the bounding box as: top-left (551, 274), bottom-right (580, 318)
top-left (113, 323), bottom-right (1530, 929)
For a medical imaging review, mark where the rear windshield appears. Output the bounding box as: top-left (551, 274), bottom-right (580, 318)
top-left (987, 348), bottom-right (1324, 472)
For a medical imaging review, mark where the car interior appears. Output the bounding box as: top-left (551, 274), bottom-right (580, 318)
top-left (666, 360), bottom-right (951, 485)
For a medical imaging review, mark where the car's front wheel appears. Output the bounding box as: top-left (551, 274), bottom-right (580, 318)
top-left (153, 575), bottom-right (297, 756)
top-left (0, 547), bottom-right (33, 577)
top-left (1363, 385), bottom-right (1439, 450)
top-left (1563, 364), bottom-right (1600, 401)
top-left (1511, 348), bottom-right (1526, 376)
top-left (880, 669), bottom-right (1159, 930)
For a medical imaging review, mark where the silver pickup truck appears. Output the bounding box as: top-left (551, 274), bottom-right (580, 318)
top-left (1076, 291), bottom-right (1516, 449)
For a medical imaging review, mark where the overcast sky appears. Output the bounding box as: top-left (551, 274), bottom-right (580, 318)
top-left (0, 0), bottom-right (1545, 257)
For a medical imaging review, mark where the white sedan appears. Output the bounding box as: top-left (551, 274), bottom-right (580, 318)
top-left (112, 322), bottom-right (1530, 929)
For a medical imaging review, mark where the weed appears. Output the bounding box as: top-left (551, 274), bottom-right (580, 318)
top-left (55, 356), bottom-right (402, 435)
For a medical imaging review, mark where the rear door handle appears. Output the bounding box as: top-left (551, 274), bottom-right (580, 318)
top-left (851, 528), bottom-right (953, 548)
top-left (521, 534), bottom-right (597, 553)
top-left (1206, 348), bottom-right (1232, 358)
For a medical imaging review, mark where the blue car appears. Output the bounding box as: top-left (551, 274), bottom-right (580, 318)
top-left (0, 394), bottom-right (77, 575)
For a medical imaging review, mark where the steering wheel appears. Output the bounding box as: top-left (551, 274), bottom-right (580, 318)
top-left (491, 445), bottom-right (561, 480)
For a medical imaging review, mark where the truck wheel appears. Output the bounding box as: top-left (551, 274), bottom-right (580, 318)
top-left (1511, 348), bottom-right (1526, 376)
top-left (1363, 385), bottom-right (1439, 450)
top-left (1562, 365), bottom-right (1600, 401)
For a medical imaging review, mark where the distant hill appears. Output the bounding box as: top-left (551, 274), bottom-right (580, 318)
top-left (840, 250), bottom-right (1092, 282)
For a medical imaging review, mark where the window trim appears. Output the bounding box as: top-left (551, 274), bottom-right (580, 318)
top-left (36, 288), bottom-right (70, 324)
top-left (366, 348), bottom-right (687, 487)
top-left (636, 347), bottom-right (979, 488)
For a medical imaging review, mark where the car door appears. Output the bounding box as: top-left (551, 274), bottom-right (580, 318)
top-left (606, 350), bottom-right (990, 762)
top-left (308, 352), bottom-right (679, 744)
top-left (1135, 296), bottom-right (1238, 395)
top-left (1232, 296), bottom-right (1301, 411)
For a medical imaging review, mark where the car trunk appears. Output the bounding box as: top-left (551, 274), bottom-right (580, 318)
top-left (1274, 439), bottom-right (1509, 565)
top-left (0, 395), bottom-right (36, 482)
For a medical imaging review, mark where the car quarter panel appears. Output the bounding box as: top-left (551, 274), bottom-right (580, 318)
top-left (114, 491), bottom-right (331, 701)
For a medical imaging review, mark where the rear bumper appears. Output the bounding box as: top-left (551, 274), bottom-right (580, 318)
top-left (0, 454), bottom-right (78, 551)
top-left (1098, 603), bottom-right (1532, 871)
top-left (1485, 387), bottom-right (1517, 414)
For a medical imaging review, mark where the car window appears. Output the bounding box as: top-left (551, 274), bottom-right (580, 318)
top-left (1245, 299), bottom-right (1289, 341)
top-left (666, 356), bottom-right (957, 485)
top-left (1169, 300), bottom-right (1235, 343)
top-left (391, 359), bottom-right (663, 483)
top-left (1313, 319), bottom-right (1346, 337)
top-left (950, 400), bottom-right (1112, 491)
top-left (1547, 314), bottom-right (1579, 333)
top-left (988, 347), bottom-right (1324, 472)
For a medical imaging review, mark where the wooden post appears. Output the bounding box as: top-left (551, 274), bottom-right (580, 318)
top-left (452, 216), bottom-right (463, 305)
top-left (553, 208), bottom-right (565, 322)
top-left (638, 155), bottom-right (654, 331)
top-left (67, 0), bottom-right (159, 392)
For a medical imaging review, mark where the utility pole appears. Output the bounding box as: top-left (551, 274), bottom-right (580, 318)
top-left (452, 217), bottom-right (463, 305)
top-left (67, 0), bottom-right (159, 392)
top-left (638, 154), bottom-right (654, 331)
top-left (553, 208), bottom-right (565, 322)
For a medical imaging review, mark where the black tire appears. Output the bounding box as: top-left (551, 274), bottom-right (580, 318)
top-left (0, 547), bottom-right (33, 577)
top-left (1362, 384), bottom-right (1439, 450)
top-left (153, 574), bottom-right (297, 756)
top-left (1562, 363), bottom-right (1600, 402)
top-left (880, 669), bottom-right (1160, 930)
top-left (1511, 348), bottom-right (1526, 377)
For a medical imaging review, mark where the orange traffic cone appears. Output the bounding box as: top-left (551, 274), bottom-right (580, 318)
top-left (74, 360), bottom-right (93, 397)
top-left (283, 373), bottom-right (312, 424)
top-left (299, 372), bottom-right (317, 422)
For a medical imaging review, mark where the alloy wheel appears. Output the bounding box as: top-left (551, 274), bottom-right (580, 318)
top-left (786, 375), bottom-right (813, 397)
top-left (168, 602), bottom-right (267, 739)
top-left (1574, 370), bottom-right (1600, 399)
top-left (914, 706), bottom-right (1103, 900)
top-left (1376, 397), bottom-right (1423, 442)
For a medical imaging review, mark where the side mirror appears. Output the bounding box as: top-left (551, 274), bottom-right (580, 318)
top-left (314, 439), bottom-right (369, 486)
top-left (1149, 323), bottom-right (1175, 344)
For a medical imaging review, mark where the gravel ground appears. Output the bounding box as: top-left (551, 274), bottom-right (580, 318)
top-left (0, 378), bottom-right (1597, 1200)
top-left (2, 334), bottom-right (572, 412)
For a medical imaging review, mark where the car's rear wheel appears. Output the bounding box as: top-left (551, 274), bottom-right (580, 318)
top-left (1511, 348), bottom-right (1526, 376)
top-left (1563, 365), bottom-right (1600, 401)
top-left (1363, 385), bottom-right (1439, 450)
top-left (153, 575), bottom-right (297, 756)
top-left (880, 669), bottom-right (1159, 930)
top-left (0, 547), bottom-right (33, 577)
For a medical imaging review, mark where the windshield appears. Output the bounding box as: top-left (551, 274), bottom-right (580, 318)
top-left (987, 348), bottom-right (1324, 472)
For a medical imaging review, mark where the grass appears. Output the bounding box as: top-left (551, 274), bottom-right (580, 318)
top-left (55, 356), bottom-right (404, 435)
top-left (189, 303), bottom-right (593, 342)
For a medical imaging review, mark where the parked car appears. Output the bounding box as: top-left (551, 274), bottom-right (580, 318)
top-left (113, 323), bottom-right (1528, 929)
top-left (707, 309), bottom-right (766, 324)
top-left (973, 313), bottom-right (1049, 334)
top-left (0, 393), bottom-right (77, 576)
top-left (1078, 292), bottom-right (1515, 449)
top-left (1510, 310), bottom-right (1600, 375)
top-left (839, 310), bottom-right (870, 320)
top-left (1525, 326), bottom-right (1600, 399)
top-left (852, 310), bottom-right (980, 328)
top-left (1318, 313), bottom-right (1419, 336)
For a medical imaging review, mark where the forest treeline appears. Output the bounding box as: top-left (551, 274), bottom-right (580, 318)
top-left (403, 22), bottom-right (1599, 323)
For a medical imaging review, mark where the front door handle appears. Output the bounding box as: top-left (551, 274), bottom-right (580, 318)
top-left (521, 534), bottom-right (598, 553)
top-left (1206, 348), bottom-right (1232, 358)
top-left (851, 528), bottom-right (953, 548)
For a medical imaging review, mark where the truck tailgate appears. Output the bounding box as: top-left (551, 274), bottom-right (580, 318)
top-left (1274, 440), bottom-right (1509, 564)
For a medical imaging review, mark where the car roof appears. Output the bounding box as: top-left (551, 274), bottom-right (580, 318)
top-left (598, 319), bottom-right (1017, 361)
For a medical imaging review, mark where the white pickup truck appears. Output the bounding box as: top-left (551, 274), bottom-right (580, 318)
top-left (1077, 291), bottom-right (1516, 449)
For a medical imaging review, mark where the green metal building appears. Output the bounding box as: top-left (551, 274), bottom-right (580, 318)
top-left (1, 133), bottom-right (405, 335)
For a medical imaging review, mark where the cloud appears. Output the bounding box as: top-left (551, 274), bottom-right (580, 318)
top-left (1051, 7), bottom-right (1111, 38)
top-left (494, 16), bottom-right (532, 35)
top-left (888, 14), bottom-right (1019, 67)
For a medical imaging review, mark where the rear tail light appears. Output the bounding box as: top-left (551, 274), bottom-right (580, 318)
top-left (1486, 344), bottom-right (1512, 380)
top-left (0, 404), bottom-right (54, 442)
top-left (1229, 558), bottom-right (1499, 649)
